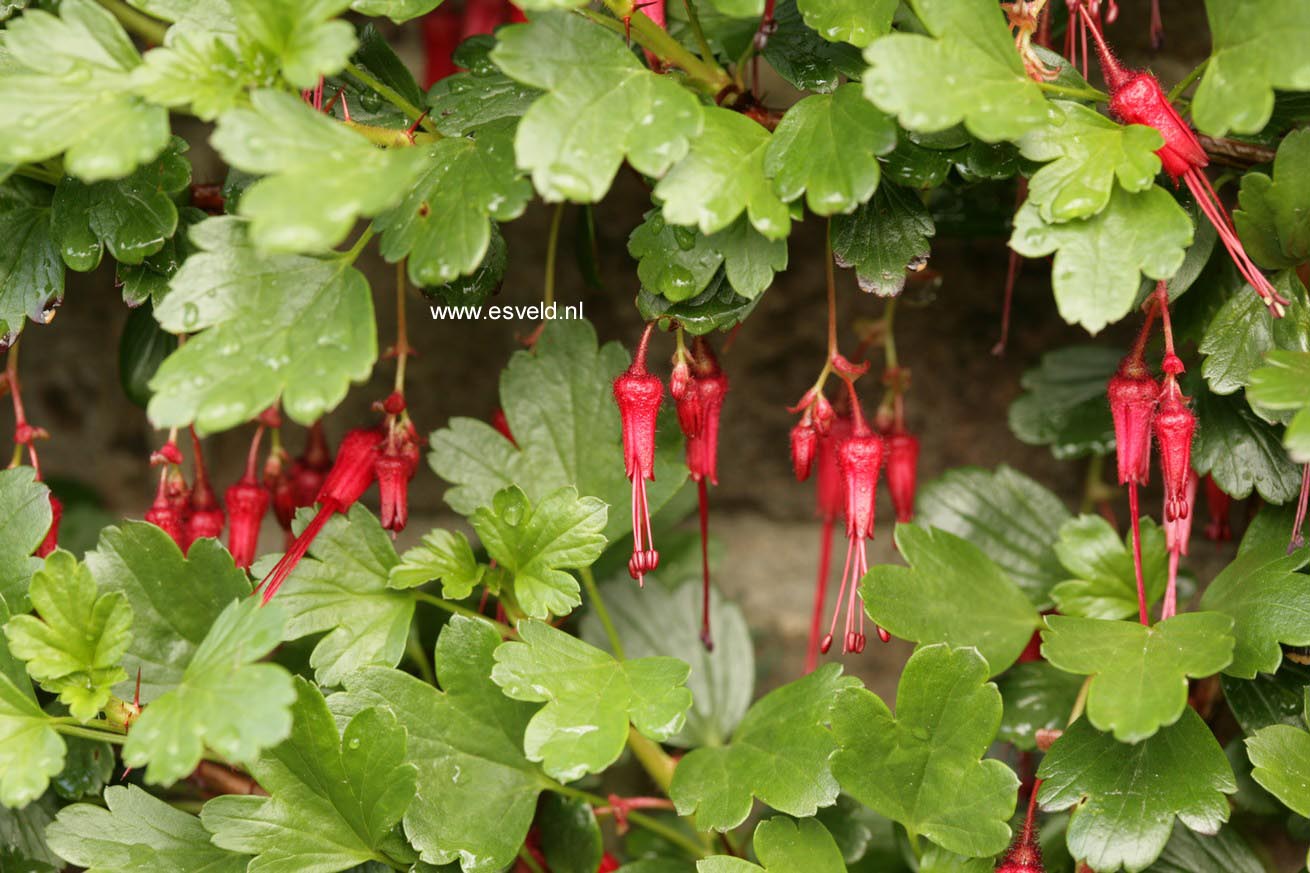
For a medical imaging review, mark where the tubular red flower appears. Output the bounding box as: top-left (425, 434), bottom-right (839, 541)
top-left (614, 324), bottom-right (663, 585)
top-left (886, 430), bottom-right (920, 524)
top-left (224, 478), bottom-right (269, 570)
top-left (35, 493), bottom-right (61, 558)
top-left (805, 413), bottom-right (849, 672)
top-left (377, 420), bottom-right (421, 533)
top-left (1155, 380), bottom-right (1196, 523)
top-left (791, 422), bottom-right (817, 481)
top-left (264, 450), bottom-right (296, 534)
top-left (1203, 474), bottom-right (1232, 542)
top-left (1107, 363), bottom-right (1159, 487)
top-left (146, 481), bottom-right (187, 550)
top-left (186, 429), bottom-right (225, 549)
top-left (292, 421), bottom-right (333, 508)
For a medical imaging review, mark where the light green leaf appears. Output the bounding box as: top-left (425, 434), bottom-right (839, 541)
top-left (1192, 0), bottom-right (1310, 136)
top-left (1010, 185), bottom-right (1193, 334)
top-left (1008, 344), bottom-right (1118, 459)
top-left (831, 644), bottom-right (1017, 857)
top-left (656, 107), bottom-right (790, 240)
top-left (0, 178), bottom-right (62, 343)
top-left (1234, 128), bottom-right (1310, 269)
top-left (428, 319), bottom-right (686, 543)
top-left (0, 671), bottom-right (63, 809)
top-left (122, 597), bottom-right (295, 785)
top-left (1017, 101), bottom-right (1162, 223)
top-left (1247, 720), bottom-right (1310, 823)
top-left (330, 617), bottom-right (544, 873)
top-left (350, 0), bottom-right (443, 23)
top-left (389, 528), bottom-right (482, 596)
top-left (133, 32), bottom-right (268, 122)
top-left (0, 467), bottom-right (52, 613)
top-left (1194, 380), bottom-right (1306, 493)
top-left (1247, 349), bottom-right (1310, 462)
top-left (376, 120), bottom-right (531, 286)
top-left (915, 465), bottom-right (1071, 609)
top-left (1050, 514), bottom-right (1168, 620)
top-left (4, 551), bottom-right (131, 723)
top-left (629, 212), bottom-right (786, 303)
top-left (996, 661), bottom-right (1084, 752)
top-left (471, 486), bottom-right (606, 620)
top-left (123, 0), bottom-right (236, 34)
top-left (795, 0), bottom-right (895, 47)
top-left (492, 14), bottom-right (702, 201)
top-left (830, 182), bottom-right (935, 297)
top-left (202, 678), bottom-right (417, 873)
top-left (263, 505), bottom-right (414, 688)
top-left (0, 0), bottom-right (170, 181)
top-left (213, 90), bottom-right (426, 253)
top-left (764, 84), bottom-right (895, 216)
top-left (46, 784), bottom-right (246, 873)
top-left (233, 0), bottom-right (356, 88)
top-left (1199, 270), bottom-right (1310, 394)
top-left (862, 0), bottom-right (1049, 142)
top-left (670, 664), bottom-right (857, 832)
top-left (1041, 613), bottom-right (1235, 742)
top-left (86, 523), bottom-right (251, 703)
top-left (148, 216), bottom-right (377, 433)
top-left (697, 817), bottom-right (846, 873)
top-left (1038, 710), bottom-right (1236, 873)
top-left (862, 524), bottom-right (1041, 675)
top-left (491, 619), bottom-right (691, 781)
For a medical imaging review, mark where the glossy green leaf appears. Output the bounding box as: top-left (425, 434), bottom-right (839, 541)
top-left (539, 794), bottom-right (602, 873)
top-left (1037, 710), bottom-right (1236, 873)
top-left (657, 107), bottom-right (790, 241)
top-left (831, 644), bottom-right (1017, 857)
top-left (202, 677), bottom-right (417, 873)
top-left (1234, 128), bottom-right (1310, 269)
top-left (1247, 349), bottom-right (1310, 462)
top-left (329, 617), bottom-right (544, 873)
top-left (4, 550), bottom-right (131, 723)
top-left (0, 671), bottom-right (63, 808)
top-left (637, 273), bottom-right (761, 335)
top-left (830, 183), bottom-right (935, 297)
top-left (1007, 345), bottom-right (1118, 459)
top-left (1199, 271), bottom-right (1310, 394)
top-left (862, 0), bottom-right (1049, 142)
top-left (1246, 718), bottom-right (1310, 824)
top-left (915, 465), bottom-right (1071, 609)
top-left (389, 528), bottom-right (482, 596)
top-left (1016, 101), bottom-right (1162, 223)
top-left (629, 212), bottom-right (786, 303)
top-left (764, 84), bottom-right (895, 216)
top-left (670, 664), bottom-right (857, 832)
top-left (1192, 0), bottom-right (1310, 136)
top-left (148, 216), bottom-right (377, 433)
top-left (1041, 613), bottom-right (1235, 742)
top-left (50, 737), bottom-right (113, 802)
top-left (116, 206), bottom-right (204, 309)
top-left (1010, 185), bottom-right (1193, 335)
top-left (47, 784), bottom-right (246, 873)
top-left (429, 319), bottom-right (686, 543)
top-left (0, 0), bottom-right (170, 181)
top-left (492, 14), bottom-right (702, 201)
top-left (1192, 383), bottom-right (1305, 496)
top-left (492, 619), bottom-right (690, 780)
top-left (1145, 824), bottom-right (1266, 873)
top-left (760, 0), bottom-right (864, 94)
top-left (232, 0), bottom-right (356, 88)
top-left (0, 467), bottom-right (53, 613)
top-left (0, 178), bottom-right (62, 343)
top-left (1050, 514), bottom-right (1168, 620)
top-left (996, 661), bottom-right (1084, 751)
top-left (697, 817), bottom-right (846, 873)
top-left (863, 524), bottom-right (1041, 675)
top-left (427, 36), bottom-right (542, 137)
top-left (795, 0), bottom-right (895, 47)
top-left (0, 790), bottom-right (60, 870)
top-left (121, 597), bottom-right (295, 785)
top-left (1223, 657), bottom-right (1310, 735)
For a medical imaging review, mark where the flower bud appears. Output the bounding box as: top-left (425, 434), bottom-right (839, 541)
top-left (264, 452), bottom-right (296, 533)
top-left (1155, 386), bottom-right (1196, 522)
top-left (377, 421), bottom-right (421, 533)
top-left (886, 431), bottom-right (920, 524)
top-left (1107, 366), bottom-right (1159, 486)
top-left (791, 422), bottom-right (817, 481)
top-left (224, 478), bottom-right (269, 569)
top-left (292, 421), bottom-right (333, 507)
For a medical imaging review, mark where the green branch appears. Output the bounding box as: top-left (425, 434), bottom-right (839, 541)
top-left (579, 566), bottom-right (625, 660)
top-left (1036, 80), bottom-right (1109, 103)
top-left (344, 63), bottom-right (441, 135)
top-left (412, 590), bottom-right (519, 639)
top-left (96, 0), bottom-right (169, 44)
top-left (579, 5), bottom-right (731, 95)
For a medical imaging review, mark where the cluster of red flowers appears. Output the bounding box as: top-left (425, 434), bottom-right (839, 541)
top-left (144, 429), bottom-right (225, 553)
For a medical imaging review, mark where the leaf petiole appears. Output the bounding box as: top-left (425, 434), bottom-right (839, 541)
top-left (1035, 80), bottom-right (1109, 102)
top-left (344, 63), bottom-right (441, 136)
top-left (411, 589), bottom-right (519, 639)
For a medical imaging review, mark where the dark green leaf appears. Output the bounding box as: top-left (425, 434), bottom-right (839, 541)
top-left (1234, 128), bottom-right (1310, 268)
top-left (1192, 384), bottom-right (1304, 498)
top-left (996, 661), bottom-right (1084, 751)
top-left (538, 794), bottom-right (602, 873)
top-left (830, 183), bottom-right (935, 297)
top-left (1199, 270), bottom-right (1310, 395)
top-left (0, 177), bottom-right (61, 343)
top-left (630, 212), bottom-right (786, 303)
top-left (1145, 824), bottom-right (1266, 873)
top-left (637, 271), bottom-right (762, 335)
top-left (762, 0), bottom-right (865, 94)
top-left (1223, 659), bottom-right (1310, 735)
top-left (117, 303), bottom-right (177, 408)
top-left (1007, 345), bottom-right (1118, 459)
top-left (428, 37), bottom-right (542, 137)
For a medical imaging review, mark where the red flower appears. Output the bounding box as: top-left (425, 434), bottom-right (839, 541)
top-left (377, 410), bottom-right (421, 534)
top-left (225, 478), bottom-right (269, 570)
top-left (186, 429), bottom-right (225, 549)
top-left (1155, 378), bottom-right (1196, 523)
top-left (791, 422), bottom-right (817, 481)
top-left (35, 493), bottom-right (61, 558)
top-left (886, 430), bottom-right (920, 524)
top-left (292, 421), bottom-right (332, 508)
top-left (613, 324), bottom-right (664, 585)
top-left (1203, 474), bottom-right (1232, 542)
top-left (264, 450), bottom-right (296, 535)
top-left (1107, 362), bottom-right (1159, 487)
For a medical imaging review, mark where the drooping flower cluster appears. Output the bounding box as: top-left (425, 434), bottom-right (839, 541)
top-left (143, 429), bottom-right (227, 554)
top-left (614, 323), bottom-right (664, 586)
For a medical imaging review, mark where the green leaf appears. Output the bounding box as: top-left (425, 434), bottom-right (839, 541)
top-left (670, 664), bottom-right (857, 832)
top-left (996, 661), bottom-right (1084, 751)
top-left (637, 274), bottom-right (761, 335)
top-left (3, 551), bottom-right (131, 723)
top-left (761, 0), bottom-right (864, 94)
top-left (330, 617), bottom-right (544, 873)
top-left (1007, 344), bottom-right (1118, 459)
top-left (1246, 717), bottom-right (1310, 822)
top-left (656, 107), bottom-right (790, 241)
top-left (0, 670), bottom-right (63, 808)
top-left (629, 212), bottom-right (786, 303)
top-left (51, 737), bottom-right (114, 801)
top-left (350, 0), bottom-right (443, 23)
top-left (1146, 824), bottom-right (1266, 873)
top-left (86, 522), bottom-right (251, 703)
top-left (376, 121), bottom-right (531, 286)
top-left (492, 14), bottom-right (702, 201)
top-left (1050, 514), bottom-right (1168, 620)
top-left (492, 619), bottom-right (690, 780)
top-left (1192, 0), bottom-right (1310, 136)
top-left (0, 0), bottom-right (170, 181)
top-left (213, 90), bottom-right (426, 253)
top-left (538, 794), bottom-right (602, 873)
top-left (862, 0), bottom-right (1049, 142)
top-left (1040, 613), bottom-right (1235, 742)
top-left (202, 677), bottom-right (416, 873)
top-left (1248, 349), bottom-right (1310, 462)
top-left (122, 597), bottom-right (295, 785)
top-left (427, 36), bottom-right (543, 137)
top-left (1037, 710), bottom-right (1236, 873)
top-left (830, 183), bottom-right (935, 297)
top-left (831, 644), bottom-right (1017, 857)
top-left (697, 817), bottom-right (846, 873)
top-left (915, 465), bottom-right (1071, 609)
top-left (0, 467), bottom-right (52, 613)
top-left (795, 0), bottom-right (895, 47)
top-left (132, 31), bottom-right (266, 122)
top-left (390, 528), bottom-right (482, 596)
top-left (1234, 128), bottom-right (1310, 268)
top-left (148, 216), bottom-right (377, 433)
top-left (46, 784), bottom-right (246, 873)
top-left (581, 578), bottom-right (754, 748)
top-left (1199, 271), bottom-right (1310, 393)
top-left (1223, 657), bottom-right (1310, 734)
top-left (471, 486), bottom-right (606, 620)
top-left (1200, 515), bottom-right (1310, 678)
top-left (0, 792), bottom-right (59, 869)
top-left (233, 0), bottom-right (356, 88)
top-left (419, 226), bottom-right (508, 307)
top-left (0, 178), bottom-right (62, 343)
top-left (862, 524), bottom-right (1041, 675)
top-left (1010, 185), bottom-right (1193, 335)
top-left (429, 319), bottom-right (686, 543)
top-left (764, 84), bottom-right (895, 216)
top-left (1192, 383), bottom-right (1305, 496)
top-left (263, 505), bottom-right (414, 688)
top-left (1016, 101), bottom-right (1162, 223)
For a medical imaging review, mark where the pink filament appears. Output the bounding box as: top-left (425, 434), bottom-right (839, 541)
top-left (804, 516), bottom-right (836, 673)
top-left (1184, 168), bottom-right (1288, 316)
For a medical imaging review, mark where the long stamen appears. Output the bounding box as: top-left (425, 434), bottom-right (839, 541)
top-left (822, 540), bottom-right (856, 654)
top-left (804, 516), bottom-right (836, 672)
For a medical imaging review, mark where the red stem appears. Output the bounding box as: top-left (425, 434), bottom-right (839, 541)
top-left (632, 322), bottom-right (657, 372)
top-left (1290, 464), bottom-right (1310, 552)
top-left (1155, 281), bottom-right (1175, 358)
top-left (805, 515), bottom-right (835, 673)
top-left (1128, 482), bottom-right (1150, 625)
top-left (697, 477), bottom-right (713, 651)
